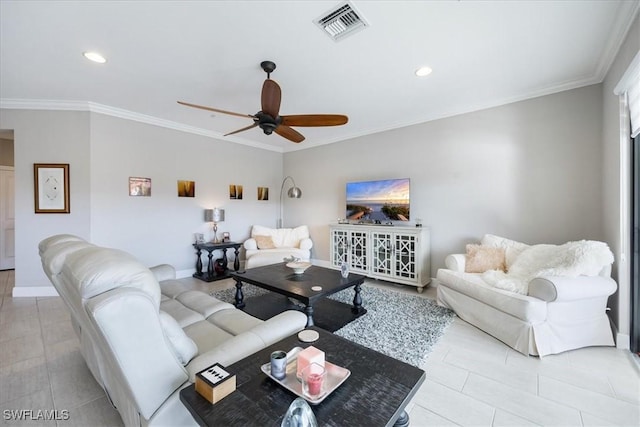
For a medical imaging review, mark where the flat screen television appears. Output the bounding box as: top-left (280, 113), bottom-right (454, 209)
top-left (346, 178), bottom-right (410, 222)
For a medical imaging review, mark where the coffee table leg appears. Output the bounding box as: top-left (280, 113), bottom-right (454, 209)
top-left (304, 305), bottom-right (314, 327)
top-left (352, 281), bottom-right (365, 314)
top-left (393, 410), bottom-right (410, 427)
top-left (234, 279), bottom-right (245, 309)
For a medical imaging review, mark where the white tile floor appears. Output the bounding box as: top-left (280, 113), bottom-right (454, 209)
top-left (1, 269), bottom-right (638, 426)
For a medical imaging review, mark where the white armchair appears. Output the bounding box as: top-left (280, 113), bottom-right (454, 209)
top-left (244, 225), bottom-right (313, 269)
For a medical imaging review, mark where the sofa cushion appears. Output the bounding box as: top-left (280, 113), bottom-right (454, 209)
top-left (176, 291), bottom-right (235, 318)
top-left (160, 298), bottom-right (205, 328)
top-left (255, 235), bottom-right (276, 249)
top-left (465, 244), bottom-right (506, 273)
top-left (62, 247), bottom-right (161, 307)
top-left (481, 234), bottom-right (530, 269)
top-left (159, 311), bottom-right (198, 365)
top-left (251, 225), bottom-right (309, 248)
top-left (183, 320), bottom-right (234, 355)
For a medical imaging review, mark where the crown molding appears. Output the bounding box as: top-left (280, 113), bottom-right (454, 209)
top-left (595, 1), bottom-right (640, 83)
top-left (0, 98), bottom-right (283, 153)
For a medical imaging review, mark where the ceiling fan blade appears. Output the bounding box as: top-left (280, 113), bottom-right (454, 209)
top-left (280, 114), bottom-right (348, 127)
top-left (177, 101), bottom-right (254, 119)
top-left (261, 79), bottom-right (281, 118)
top-left (224, 122), bottom-right (258, 137)
top-left (275, 125), bottom-right (305, 143)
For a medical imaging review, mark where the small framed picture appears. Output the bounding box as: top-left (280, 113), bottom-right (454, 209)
top-left (34, 163), bottom-right (70, 213)
top-left (194, 233), bottom-right (205, 244)
top-left (229, 184), bottom-right (243, 200)
top-left (222, 232), bottom-right (230, 243)
top-left (129, 177), bottom-right (151, 197)
top-left (257, 186), bottom-right (269, 200)
top-left (178, 180), bottom-right (195, 197)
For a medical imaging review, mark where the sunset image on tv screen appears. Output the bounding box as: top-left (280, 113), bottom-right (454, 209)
top-left (346, 178), bottom-right (410, 221)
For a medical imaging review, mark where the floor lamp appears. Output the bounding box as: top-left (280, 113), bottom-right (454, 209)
top-left (279, 176), bottom-right (302, 228)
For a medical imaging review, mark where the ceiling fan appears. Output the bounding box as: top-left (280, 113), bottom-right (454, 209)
top-left (178, 61), bottom-right (348, 143)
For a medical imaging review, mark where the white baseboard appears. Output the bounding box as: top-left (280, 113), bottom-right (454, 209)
top-left (616, 332), bottom-right (631, 350)
top-left (13, 286), bottom-right (59, 297)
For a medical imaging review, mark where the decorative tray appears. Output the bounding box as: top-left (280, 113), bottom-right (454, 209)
top-left (261, 355), bottom-right (350, 405)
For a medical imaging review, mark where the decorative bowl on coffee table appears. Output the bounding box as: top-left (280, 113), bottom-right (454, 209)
top-left (286, 261), bottom-right (312, 274)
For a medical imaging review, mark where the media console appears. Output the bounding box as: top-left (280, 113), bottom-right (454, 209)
top-left (329, 223), bottom-right (431, 292)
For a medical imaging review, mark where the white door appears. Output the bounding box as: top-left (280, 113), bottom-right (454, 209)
top-left (0, 166), bottom-right (15, 270)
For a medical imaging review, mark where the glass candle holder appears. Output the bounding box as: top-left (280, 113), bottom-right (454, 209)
top-left (300, 362), bottom-right (326, 399)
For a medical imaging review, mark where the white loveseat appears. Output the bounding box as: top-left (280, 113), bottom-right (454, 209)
top-left (436, 234), bottom-right (617, 356)
top-left (243, 225), bottom-right (313, 269)
top-left (39, 234), bottom-right (307, 426)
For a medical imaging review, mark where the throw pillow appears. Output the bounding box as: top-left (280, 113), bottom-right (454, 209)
top-left (465, 244), bottom-right (506, 273)
top-left (254, 235), bottom-right (276, 249)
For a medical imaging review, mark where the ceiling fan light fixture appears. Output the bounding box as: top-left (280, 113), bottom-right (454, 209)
top-left (415, 66), bottom-right (433, 77)
top-left (83, 51), bottom-right (107, 64)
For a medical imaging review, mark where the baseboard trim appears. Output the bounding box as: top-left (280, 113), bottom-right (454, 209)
top-left (13, 286), bottom-right (59, 297)
top-left (616, 332), bottom-right (631, 350)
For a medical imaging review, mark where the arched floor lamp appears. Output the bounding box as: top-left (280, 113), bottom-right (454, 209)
top-left (279, 176), bottom-right (302, 228)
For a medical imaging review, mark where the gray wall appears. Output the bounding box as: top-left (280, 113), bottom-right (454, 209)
top-left (284, 85), bottom-right (605, 273)
top-left (0, 109), bottom-right (282, 289)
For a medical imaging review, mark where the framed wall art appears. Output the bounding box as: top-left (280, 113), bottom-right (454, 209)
top-left (229, 184), bottom-right (243, 200)
top-left (129, 177), bottom-right (151, 196)
top-left (178, 180), bottom-right (195, 197)
top-left (257, 186), bottom-right (269, 201)
top-left (34, 163), bottom-right (70, 213)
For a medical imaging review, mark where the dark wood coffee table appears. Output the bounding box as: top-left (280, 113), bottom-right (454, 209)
top-left (231, 263), bottom-right (367, 328)
top-left (180, 327), bottom-right (425, 426)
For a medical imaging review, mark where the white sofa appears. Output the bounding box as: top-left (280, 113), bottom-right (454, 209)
top-left (39, 234), bottom-right (307, 426)
top-left (436, 234), bottom-right (617, 357)
top-left (243, 225), bottom-right (313, 269)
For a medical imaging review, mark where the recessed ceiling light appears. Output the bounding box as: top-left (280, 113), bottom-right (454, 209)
top-left (83, 51), bottom-right (107, 64)
top-left (415, 66), bottom-right (432, 77)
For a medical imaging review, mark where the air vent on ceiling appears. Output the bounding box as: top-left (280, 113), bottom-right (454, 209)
top-left (314, 1), bottom-right (369, 42)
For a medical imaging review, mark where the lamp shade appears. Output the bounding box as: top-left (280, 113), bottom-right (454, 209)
top-left (204, 209), bottom-right (214, 222)
top-left (287, 186), bottom-right (302, 198)
top-left (212, 208), bottom-right (225, 222)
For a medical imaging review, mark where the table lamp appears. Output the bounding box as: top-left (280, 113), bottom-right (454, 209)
top-left (205, 208), bottom-right (225, 243)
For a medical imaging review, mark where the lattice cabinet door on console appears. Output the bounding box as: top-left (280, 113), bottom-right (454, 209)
top-left (330, 224), bottom-right (431, 292)
top-left (330, 227), bottom-right (369, 274)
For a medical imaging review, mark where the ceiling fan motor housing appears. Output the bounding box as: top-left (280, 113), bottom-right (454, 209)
top-left (255, 111), bottom-right (280, 134)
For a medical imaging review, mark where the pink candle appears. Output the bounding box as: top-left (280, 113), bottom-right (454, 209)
top-left (306, 373), bottom-right (323, 396)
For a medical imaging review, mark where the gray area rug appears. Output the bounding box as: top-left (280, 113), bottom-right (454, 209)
top-left (211, 284), bottom-right (455, 368)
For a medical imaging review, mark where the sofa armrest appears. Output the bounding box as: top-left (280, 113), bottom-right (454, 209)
top-left (299, 237), bottom-right (313, 251)
top-left (528, 276), bottom-right (617, 302)
top-left (150, 264), bottom-right (176, 282)
top-left (244, 238), bottom-right (257, 251)
top-left (444, 254), bottom-right (466, 272)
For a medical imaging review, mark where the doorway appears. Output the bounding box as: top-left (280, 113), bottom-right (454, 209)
top-left (0, 131), bottom-right (15, 271)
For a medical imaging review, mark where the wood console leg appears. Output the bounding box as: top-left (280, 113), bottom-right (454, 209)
top-left (194, 248), bottom-right (203, 276)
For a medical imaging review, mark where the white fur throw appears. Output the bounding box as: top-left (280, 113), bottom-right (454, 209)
top-left (482, 240), bottom-right (614, 295)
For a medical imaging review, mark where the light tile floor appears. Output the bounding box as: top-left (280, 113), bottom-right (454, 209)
top-left (0, 269), bottom-right (638, 426)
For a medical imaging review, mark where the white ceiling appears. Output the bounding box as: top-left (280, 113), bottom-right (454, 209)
top-left (1, 1), bottom-right (638, 152)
